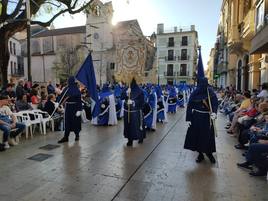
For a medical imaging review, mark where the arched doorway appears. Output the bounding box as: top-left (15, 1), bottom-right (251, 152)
top-left (237, 60), bottom-right (242, 91)
top-left (243, 55), bottom-right (249, 91)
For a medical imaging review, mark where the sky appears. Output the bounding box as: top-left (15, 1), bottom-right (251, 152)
top-left (52, 0), bottom-right (222, 69)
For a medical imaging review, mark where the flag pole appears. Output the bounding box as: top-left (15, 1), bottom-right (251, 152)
top-left (207, 88), bottom-right (217, 137)
top-left (50, 87), bottom-right (69, 119)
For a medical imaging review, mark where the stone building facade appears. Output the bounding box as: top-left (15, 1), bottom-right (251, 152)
top-left (155, 24), bottom-right (198, 85)
top-left (212, 0), bottom-right (268, 90)
top-left (85, 0), bottom-right (156, 85)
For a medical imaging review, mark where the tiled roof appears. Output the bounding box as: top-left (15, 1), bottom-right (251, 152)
top-left (32, 26), bottom-right (86, 38)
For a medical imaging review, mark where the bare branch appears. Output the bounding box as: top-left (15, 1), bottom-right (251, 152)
top-left (7, 0), bottom-right (24, 21)
top-left (31, 0), bottom-right (94, 27)
top-left (31, 10), bottom-right (66, 27)
top-left (43, 0), bottom-right (62, 8)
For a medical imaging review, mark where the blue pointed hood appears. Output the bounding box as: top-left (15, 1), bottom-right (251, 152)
top-left (197, 47), bottom-right (205, 82)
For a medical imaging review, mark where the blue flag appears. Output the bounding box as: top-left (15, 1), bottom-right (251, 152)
top-left (76, 54), bottom-right (100, 118)
top-left (197, 48), bottom-right (205, 79)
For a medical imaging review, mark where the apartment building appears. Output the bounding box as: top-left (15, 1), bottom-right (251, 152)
top-left (156, 24), bottom-right (198, 85)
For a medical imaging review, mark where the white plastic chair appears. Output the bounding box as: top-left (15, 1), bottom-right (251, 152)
top-left (32, 109), bottom-right (54, 135)
top-left (19, 110), bottom-right (43, 135)
top-left (13, 112), bottom-right (33, 139)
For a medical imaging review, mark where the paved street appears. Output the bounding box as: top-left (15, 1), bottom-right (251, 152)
top-left (0, 109), bottom-right (268, 201)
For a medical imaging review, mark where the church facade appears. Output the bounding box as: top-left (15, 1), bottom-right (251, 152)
top-left (86, 0), bottom-right (156, 85)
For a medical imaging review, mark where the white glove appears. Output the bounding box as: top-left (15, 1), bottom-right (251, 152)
top-left (127, 87), bottom-right (131, 95)
top-left (210, 113), bottom-right (217, 120)
top-left (54, 102), bottom-right (59, 108)
top-left (127, 99), bottom-right (133, 105)
top-left (75, 111), bottom-right (82, 117)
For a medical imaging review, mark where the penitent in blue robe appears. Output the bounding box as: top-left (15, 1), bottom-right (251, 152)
top-left (184, 78), bottom-right (218, 153)
top-left (144, 90), bottom-right (157, 130)
top-left (123, 84), bottom-right (146, 141)
top-left (64, 77), bottom-right (82, 136)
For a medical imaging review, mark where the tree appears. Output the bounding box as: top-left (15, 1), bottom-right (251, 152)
top-left (0, 0), bottom-right (94, 86)
top-left (52, 46), bottom-right (85, 83)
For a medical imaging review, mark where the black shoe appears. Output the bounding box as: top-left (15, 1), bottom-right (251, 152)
top-left (196, 153), bottom-right (204, 163)
top-left (138, 139), bottom-right (143, 144)
top-left (206, 153), bottom-right (216, 164)
top-left (75, 136), bottom-right (79, 141)
top-left (242, 151), bottom-right (248, 157)
top-left (127, 140), bottom-right (133, 146)
top-left (225, 126), bottom-right (231, 129)
top-left (234, 144), bottom-right (247, 150)
top-left (58, 137), bottom-right (68, 143)
top-left (237, 162), bottom-right (253, 170)
top-left (249, 169), bottom-right (267, 176)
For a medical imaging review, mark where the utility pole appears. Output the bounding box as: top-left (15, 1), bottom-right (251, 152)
top-left (26, 0), bottom-right (32, 82)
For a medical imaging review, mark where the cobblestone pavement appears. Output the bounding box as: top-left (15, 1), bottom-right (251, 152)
top-left (0, 109), bottom-right (268, 201)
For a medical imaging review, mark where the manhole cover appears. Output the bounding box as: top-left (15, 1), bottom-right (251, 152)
top-left (39, 144), bottom-right (60, 150)
top-left (28, 153), bottom-right (53, 162)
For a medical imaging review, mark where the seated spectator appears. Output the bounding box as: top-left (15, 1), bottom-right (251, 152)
top-left (237, 99), bottom-right (259, 124)
top-left (237, 138), bottom-right (268, 176)
top-left (227, 92), bottom-right (252, 135)
top-left (15, 79), bottom-right (26, 100)
top-left (0, 95), bottom-right (26, 149)
top-left (257, 83), bottom-right (268, 98)
top-left (55, 84), bottom-right (62, 96)
top-left (37, 93), bottom-right (47, 110)
top-left (30, 89), bottom-right (40, 109)
top-left (43, 94), bottom-right (64, 131)
top-left (1, 83), bottom-right (16, 99)
top-left (235, 109), bottom-right (268, 150)
top-left (47, 81), bottom-right (55, 95)
top-left (15, 94), bottom-right (33, 112)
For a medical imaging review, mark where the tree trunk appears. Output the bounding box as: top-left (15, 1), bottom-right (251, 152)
top-left (0, 31), bottom-right (10, 86)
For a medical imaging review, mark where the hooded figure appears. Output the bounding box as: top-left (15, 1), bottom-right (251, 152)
top-left (123, 78), bottom-right (145, 146)
top-left (167, 86), bottom-right (178, 113)
top-left (92, 84), bottom-right (117, 126)
top-left (114, 84), bottom-right (124, 119)
top-left (183, 48), bottom-right (218, 163)
top-left (58, 76), bottom-right (82, 143)
top-left (155, 85), bottom-right (168, 123)
top-left (143, 86), bottom-right (157, 131)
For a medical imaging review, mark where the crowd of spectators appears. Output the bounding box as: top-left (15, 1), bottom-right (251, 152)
top-left (0, 79), bottom-right (91, 151)
top-left (218, 83), bottom-right (268, 177)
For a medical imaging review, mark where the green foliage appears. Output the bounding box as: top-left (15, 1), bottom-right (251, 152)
top-left (52, 47), bottom-right (85, 82)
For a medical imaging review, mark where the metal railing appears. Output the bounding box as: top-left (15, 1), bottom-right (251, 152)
top-left (163, 71), bottom-right (190, 77)
top-left (167, 42), bottom-right (175, 47)
top-left (178, 55), bottom-right (190, 61)
top-left (11, 68), bottom-right (24, 77)
top-left (165, 56), bottom-right (176, 61)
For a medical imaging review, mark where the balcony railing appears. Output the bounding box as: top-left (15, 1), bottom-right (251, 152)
top-left (256, 14), bottom-right (268, 33)
top-left (178, 71), bottom-right (190, 76)
top-left (178, 55), bottom-right (190, 61)
top-left (240, 9), bottom-right (255, 40)
top-left (163, 71), bottom-right (190, 77)
top-left (11, 68), bottom-right (24, 77)
top-left (164, 72), bottom-right (174, 77)
top-left (181, 41), bottom-right (188, 46)
top-left (167, 42), bottom-right (175, 47)
top-left (165, 56), bottom-right (176, 61)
